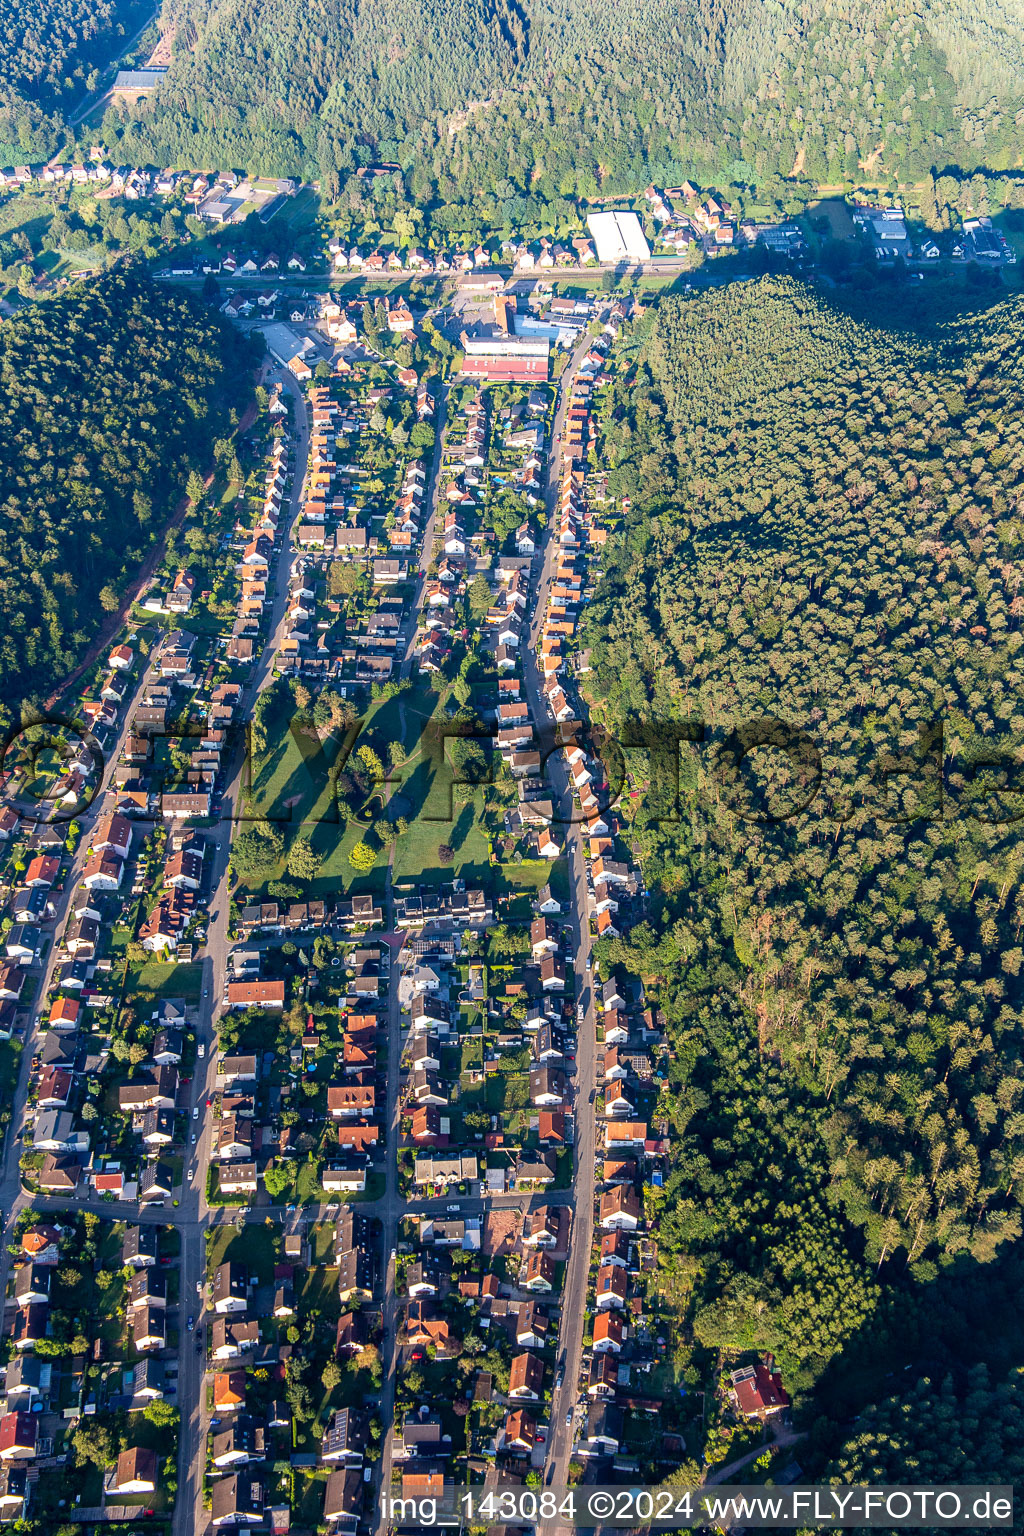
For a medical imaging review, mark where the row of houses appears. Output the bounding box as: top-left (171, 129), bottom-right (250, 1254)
top-left (327, 235), bottom-right (597, 275)
top-left (0, 1216), bottom-right (183, 1520)
top-left (271, 378), bottom-right (432, 687)
top-left (205, 932), bottom-right (395, 1209)
top-left (228, 421), bottom-right (294, 667)
top-left (200, 1213), bottom-right (377, 1530)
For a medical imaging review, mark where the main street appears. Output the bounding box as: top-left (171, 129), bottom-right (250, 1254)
top-left (375, 376), bottom-right (451, 1525)
top-left (0, 356), bottom-right (315, 1536)
top-left (525, 333), bottom-right (600, 1493)
top-left (371, 332), bottom-right (597, 1518)
top-left (175, 361), bottom-right (312, 1536)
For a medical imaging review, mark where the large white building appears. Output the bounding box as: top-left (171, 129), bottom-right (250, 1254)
top-left (459, 333), bottom-right (550, 382)
top-left (586, 211), bottom-right (651, 264)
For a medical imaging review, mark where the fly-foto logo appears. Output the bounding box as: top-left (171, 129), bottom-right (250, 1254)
top-left (0, 717), bottom-right (107, 824)
top-left (4, 709), bottom-right (1022, 828)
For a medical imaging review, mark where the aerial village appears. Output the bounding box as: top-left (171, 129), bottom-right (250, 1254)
top-left (0, 210), bottom-right (807, 1533)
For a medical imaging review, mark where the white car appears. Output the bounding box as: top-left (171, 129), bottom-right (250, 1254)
top-left (197, 1043), bottom-right (205, 1058)
top-left (192, 1106), bottom-right (199, 1120)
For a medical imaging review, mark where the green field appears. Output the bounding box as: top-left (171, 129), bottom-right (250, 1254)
top-left (806, 196), bottom-right (857, 240)
top-left (206, 1220), bottom-right (277, 1283)
top-left (271, 183), bottom-right (321, 234)
top-left (0, 191), bottom-right (53, 246)
top-left (246, 676), bottom-right (577, 899)
top-left (244, 685), bottom-right (387, 897)
top-left (128, 960), bottom-right (204, 1001)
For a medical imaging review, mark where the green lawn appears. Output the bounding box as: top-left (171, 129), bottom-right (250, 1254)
top-left (243, 686), bottom-right (387, 898)
top-left (307, 818), bottom-right (388, 899)
top-left (0, 191), bottom-right (52, 247)
top-left (247, 684), bottom-right (339, 826)
top-left (273, 184), bottom-right (322, 235)
top-left (993, 209), bottom-right (1024, 264)
top-left (299, 1262), bottom-right (342, 1321)
top-left (498, 856), bottom-right (568, 894)
top-left (128, 960), bottom-right (204, 1001)
top-left (245, 677), bottom-right (568, 897)
top-left (205, 1221), bottom-right (277, 1284)
top-left (636, 268), bottom-right (693, 292)
top-left (806, 196), bottom-right (857, 240)
top-left (391, 789), bottom-right (492, 884)
top-left (311, 1224), bottom-right (336, 1265)
top-left (291, 1469), bottom-right (328, 1525)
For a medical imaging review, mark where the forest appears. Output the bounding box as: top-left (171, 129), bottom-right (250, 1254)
top-left (0, 268), bottom-right (253, 730)
top-left (99, 0), bottom-right (1024, 218)
top-left (584, 276), bottom-right (1024, 1451)
top-left (0, 0), bottom-right (151, 163)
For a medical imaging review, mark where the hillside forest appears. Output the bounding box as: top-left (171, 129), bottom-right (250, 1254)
top-left (0, 268), bottom-right (254, 730)
top-left (583, 276), bottom-right (1024, 1465)
top-left (97, 0), bottom-right (1024, 219)
top-left (0, 0), bottom-right (151, 165)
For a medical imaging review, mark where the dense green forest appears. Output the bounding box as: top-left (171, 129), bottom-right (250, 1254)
top-left (0, 268), bottom-right (253, 728)
top-left (586, 277), bottom-right (1024, 1419)
top-left (101, 0), bottom-right (1024, 218)
top-left (825, 1365), bottom-right (1024, 1487)
top-left (0, 0), bottom-right (151, 163)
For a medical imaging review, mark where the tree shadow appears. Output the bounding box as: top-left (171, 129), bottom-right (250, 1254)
top-left (450, 801), bottom-right (475, 852)
top-left (398, 757), bottom-right (437, 823)
top-left (808, 1244), bottom-right (1024, 1465)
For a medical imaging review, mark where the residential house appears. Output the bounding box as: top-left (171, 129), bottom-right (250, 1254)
top-left (508, 1353), bottom-right (544, 1401)
top-left (210, 1471), bottom-right (265, 1527)
top-left (111, 1447), bottom-right (158, 1494)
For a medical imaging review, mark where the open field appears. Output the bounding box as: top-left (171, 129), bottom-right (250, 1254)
top-left (128, 960), bottom-right (204, 1001)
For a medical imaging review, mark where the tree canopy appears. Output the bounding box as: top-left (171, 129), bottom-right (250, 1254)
top-left (97, 0), bottom-right (1024, 211)
top-left (586, 277), bottom-right (1024, 1388)
top-left (0, 0), bottom-right (150, 161)
top-left (0, 267), bottom-right (253, 728)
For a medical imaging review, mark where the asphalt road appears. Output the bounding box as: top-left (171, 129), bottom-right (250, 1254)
top-left (0, 647), bottom-right (164, 1253)
top-left (374, 377), bottom-right (451, 1525)
top-left (175, 362), bottom-right (312, 1536)
top-left (524, 333), bottom-right (600, 1499)
top-left (372, 331), bottom-right (598, 1516)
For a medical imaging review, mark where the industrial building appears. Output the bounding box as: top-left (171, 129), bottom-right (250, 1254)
top-left (458, 334), bottom-right (550, 383)
top-left (586, 210), bottom-right (651, 264)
